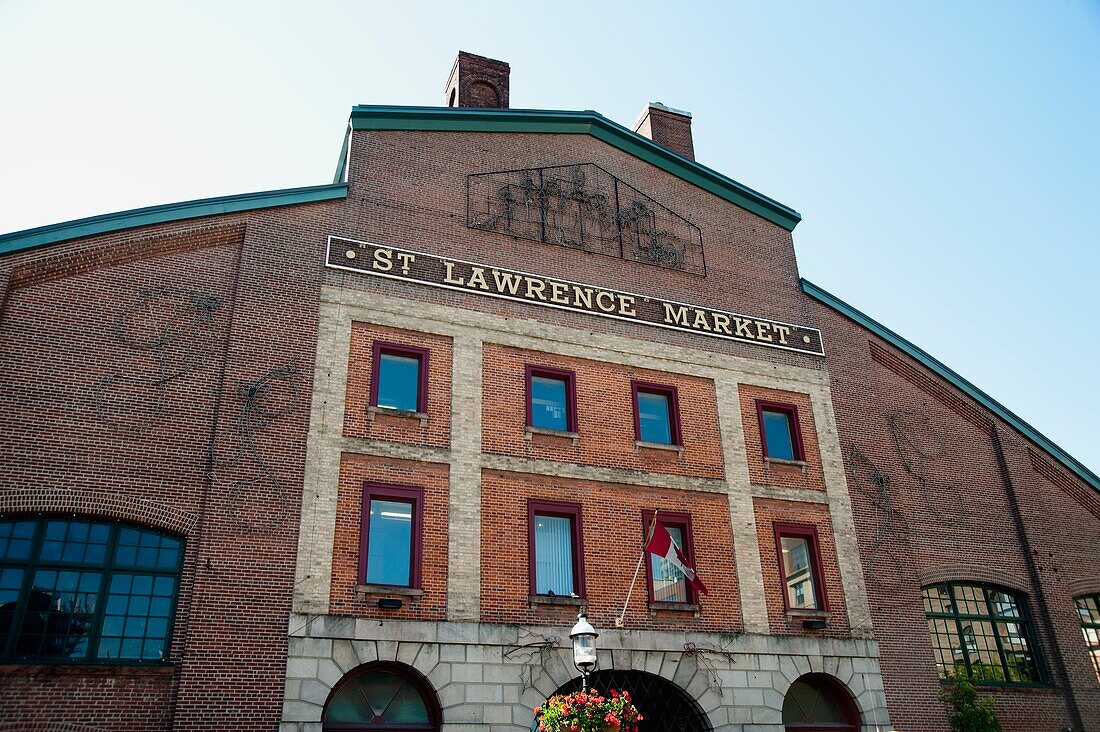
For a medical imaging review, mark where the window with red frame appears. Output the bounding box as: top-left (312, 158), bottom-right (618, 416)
top-left (774, 523), bottom-right (827, 611)
top-left (528, 500), bottom-right (584, 597)
top-left (359, 483), bottom-right (423, 589)
top-left (632, 381), bottom-right (682, 446)
top-left (642, 510), bottom-right (698, 604)
top-left (526, 365), bottom-right (577, 432)
top-left (371, 342), bottom-right (429, 413)
top-left (756, 400), bottom-right (805, 461)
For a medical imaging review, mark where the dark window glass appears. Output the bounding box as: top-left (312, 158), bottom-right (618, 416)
top-left (365, 499), bottom-right (414, 587)
top-left (533, 514), bottom-right (575, 595)
top-left (377, 352), bottom-right (421, 412)
top-left (782, 675), bottom-right (859, 729)
top-left (530, 375), bottom-right (568, 431)
top-left (922, 583), bottom-right (1041, 684)
top-left (1075, 594), bottom-right (1100, 681)
top-left (637, 391), bottom-right (672, 444)
top-left (0, 517), bottom-right (182, 664)
top-left (762, 409), bottom-right (795, 460)
top-left (323, 663), bottom-right (440, 730)
top-left (780, 536), bottom-right (817, 610)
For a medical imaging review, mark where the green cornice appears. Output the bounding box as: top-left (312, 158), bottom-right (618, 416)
top-left (0, 183), bottom-right (349, 256)
top-left (348, 105), bottom-right (802, 231)
top-left (801, 278), bottom-right (1100, 495)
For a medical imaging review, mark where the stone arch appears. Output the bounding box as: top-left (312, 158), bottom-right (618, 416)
top-left (0, 487), bottom-right (197, 537)
top-left (467, 80), bottom-right (500, 107)
top-left (546, 668), bottom-right (713, 731)
top-left (781, 672), bottom-right (861, 731)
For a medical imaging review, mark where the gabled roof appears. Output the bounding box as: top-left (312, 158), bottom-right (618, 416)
top-left (0, 183), bottom-right (349, 256)
top-left (802, 278), bottom-right (1100, 495)
top-left (343, 105), bottom-right (802, 231)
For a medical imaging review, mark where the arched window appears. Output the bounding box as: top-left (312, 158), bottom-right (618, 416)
top-left (923, 583), bottom-right (1041, 684)
top-left (0, 516), bottom-right (183, 663)
top-left (323, 662), bottom-right (441, 730)
top-left (782, 673), bottom-right (860, 731)
top-left (1074, 593), bottom-right (1100, 681)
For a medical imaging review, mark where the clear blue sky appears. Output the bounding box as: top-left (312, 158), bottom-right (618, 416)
top-left (2, 1), bottom-right (1097, 474)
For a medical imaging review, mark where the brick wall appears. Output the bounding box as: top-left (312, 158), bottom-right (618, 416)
top-left (342, 322), bottom-right (453, 447)
top-left (739, 383), bottom-right (826, 491)
top-left (481, 343), bottom-right (724, 478)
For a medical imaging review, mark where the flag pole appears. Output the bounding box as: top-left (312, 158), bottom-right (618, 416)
top-left (616, 509), bottom-right (659, 628)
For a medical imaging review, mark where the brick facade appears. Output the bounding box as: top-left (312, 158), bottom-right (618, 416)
top-left (1, 59), bottom-right (1097, 732)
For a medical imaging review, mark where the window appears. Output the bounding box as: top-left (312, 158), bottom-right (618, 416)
top-left (1074, 594), bottom-right (1100, 681)
top-left (359, 484), bottom-right (423, 589)
top-left (923, 583), bottom-right (1041, 684)
top-left (782, 673), bottom-right (860, 731)
top-left (774, 523), bottom-right (827, 612)
top-left (632, 382), bottom-right (682, 446)
top-left (0, 516), bottom-right (183, 663)
top-left (371, 342), bottom-right (429, 413)
top-left (526, 365), bottom-right (577, 432)
top-left (528, 500), bottom-right (584, 597)
top-left (756, 400), bottom-right (805, 462)
top-left (642, 510), bottom-right (697, 604)
top-left (323, 661), bottom-right (442, 731)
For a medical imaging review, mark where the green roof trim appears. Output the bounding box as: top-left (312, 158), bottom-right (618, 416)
top-left (349, 105), bottom-right (802, 231)
top-left (0, 183), bottom-right (349, 256)
top-left (801, 278), bottom-right (1100, 495)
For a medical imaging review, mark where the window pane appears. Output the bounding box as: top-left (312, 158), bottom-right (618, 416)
top-left (637, 391), bottom-right (672, 444)
top-left (366, 499), bottom-right (413, 586)
top-left (531, 375), bottom-right (568, 431)
top-left (0, 520), bottom-right (36, 560)
top-left (650, 525), bottom-right (687, 602)
top-left (19, 569), bottom-right (100, 660)
top-left (780, 536), bottom-right (817, 609)
top-left (534, 514), bottom-right (574, 595)
top-left (96, 570), bottom-right (176, 661)
top-left (377, 352), bottom-right (420, 411)
top-left (762, 410), bottom-right (795, 460)
top-left (928, 617), bottom-right (965, 679)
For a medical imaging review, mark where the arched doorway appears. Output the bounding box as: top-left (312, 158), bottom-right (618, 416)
top-left (322, 661), bottom-right (442, 731)
top-left (546, 669), bottom-right (712, 731)
top-left (782, 673), bottom-right (860, 731)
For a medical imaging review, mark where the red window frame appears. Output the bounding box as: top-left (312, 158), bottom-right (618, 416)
top-left (632, 381), bottom-right (683, 445)
top-left (527, 499), bottom-right (585, 598)
top-left (756, 399), bottom-right (805, 461)
top-left (525, 364), bottom-right (578, 432)
top-left (773, 522), bottom-right (828, 612)
top-left (641, 510), bottom-right (698, 605)
top-left (370, 341), bottom-right (430, 413)
top-left (359, 482), bottom-right (424, 589)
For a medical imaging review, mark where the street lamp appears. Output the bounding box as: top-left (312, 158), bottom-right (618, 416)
top-left (569, 612), bottom-right (599, 692)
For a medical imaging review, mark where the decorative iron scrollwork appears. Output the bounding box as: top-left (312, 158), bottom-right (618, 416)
top-left (468, 163), bottom-right (705, 275)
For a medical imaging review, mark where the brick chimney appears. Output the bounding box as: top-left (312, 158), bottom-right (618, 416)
top-left (444, 51), bottom-right (510, 109)
top-left (633, 102), bottom-right (695, 160)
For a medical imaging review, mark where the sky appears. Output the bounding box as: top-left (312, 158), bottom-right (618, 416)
top-left (1, 1), bottom-right (1098, 475)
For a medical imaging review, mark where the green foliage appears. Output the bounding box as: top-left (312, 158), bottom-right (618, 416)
top-left (534, 689), bottom-right (642, 732)
top-left (939, 680), bottom-right (1003, 732)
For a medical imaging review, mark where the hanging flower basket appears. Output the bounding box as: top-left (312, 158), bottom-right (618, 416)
top-left (534, 689), bottom-right (642, 732)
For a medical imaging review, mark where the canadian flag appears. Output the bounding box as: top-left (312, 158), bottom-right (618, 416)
top-left (645, 518), bottom-right (708, 595)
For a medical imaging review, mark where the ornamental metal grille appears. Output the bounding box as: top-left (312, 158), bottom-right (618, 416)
top-left (468, 163), bottom-right (705, 275)
top-left (549, 670), bottom-right (712, 732)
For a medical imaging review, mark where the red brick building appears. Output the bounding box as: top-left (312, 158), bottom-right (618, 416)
top-left (0, 52), bottom-right (1097, 731)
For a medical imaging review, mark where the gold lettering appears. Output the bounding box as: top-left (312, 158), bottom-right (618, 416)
top-left (492, 269), bottom-right (523, 295)
top-left (526, 278), bottom-right (547, 300)
top-left (596, 291), bottom-right (617, 313)
top-left (443, 260), bottom-right (465, 285)
top-left (692, 309), bottom-right (713, 331)
top-left (467, 266), bottom-right (489, 291)
top-left (573, 285), bottom-right (593, 309)
top-left (712, 312), bottom-right (732, 335)
top-left (373, 247), bottom-right (393, 272)
top-left (617, 295), bottom-right (637, 317)
top-left (394, 251), bottom-right (415, 276)
top-left (755, 322), bottom-right (773, 342)
top-left (733, 318), bottom-right (755, 338)
top-left (549, 281), bottom-right (571, 305)
top-left (772, 324), bottom-right (791, 345)
top-left (663, 303), bottom-right (690, 326)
